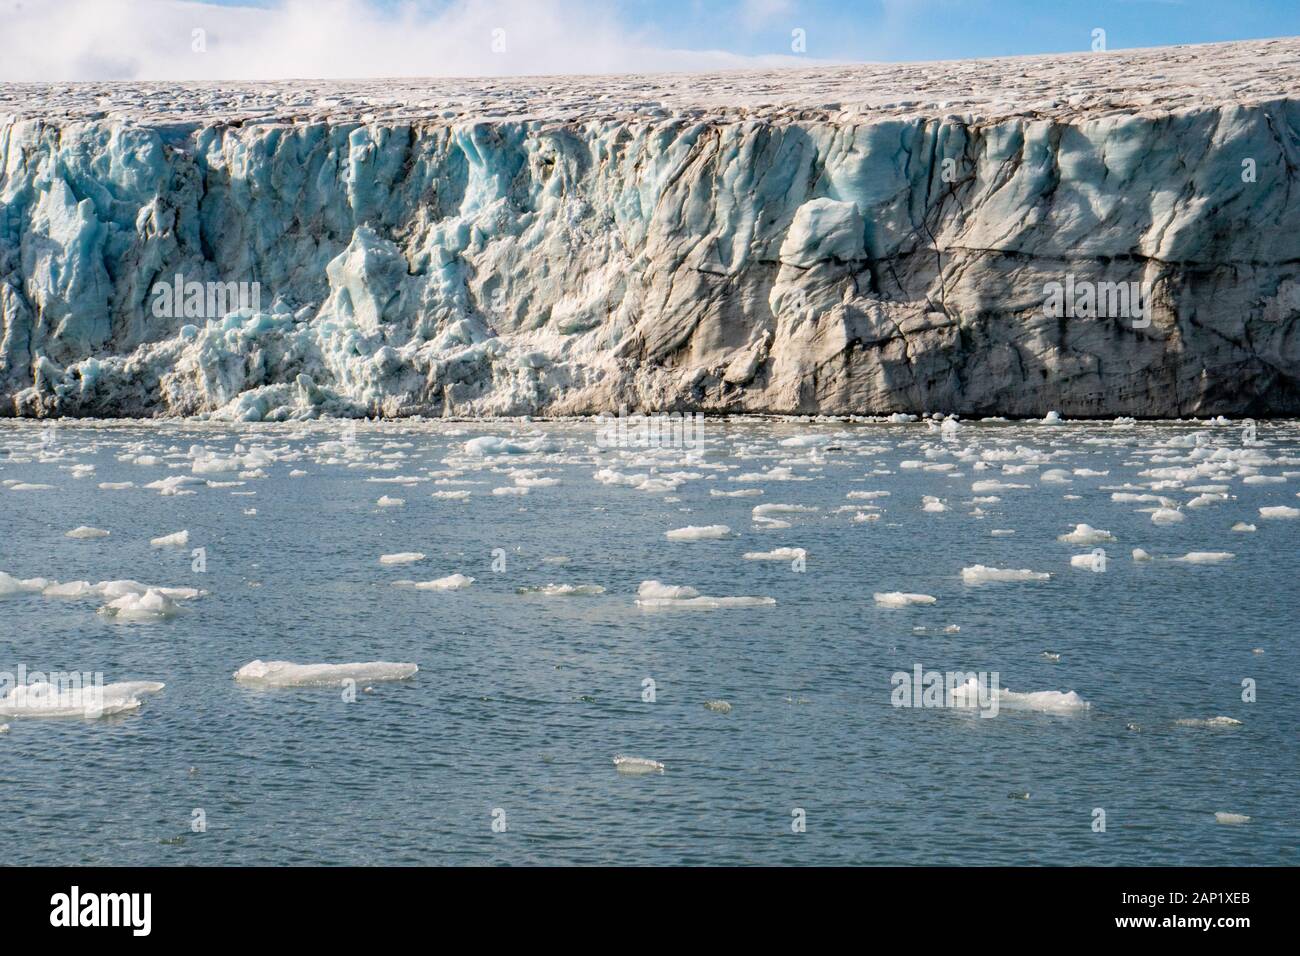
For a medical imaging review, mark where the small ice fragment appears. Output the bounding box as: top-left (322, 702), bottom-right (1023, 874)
top-left (233, 660), bottom-right (418, 687)
top-left (1173, 551), bottom-right (1234, 564)
top-left (396, 574), bottom-right (475, 591)
top-left (613, 755), bottom-right (664, 774)
top-left (379, 552), bottom-right (425, 565)
top-left (873, 592), bottom-right (937, 607)
top-left (1214, 812), bottom-right (1250, 825)
top-left (1058, 523), bottom-right (1115, 545)
top-left (65, 526), bottom-right (110, 539)
top-left (0, 680), bottom-right (164, 719)
top-left (150, 530), bottom-right (189, 548)
top-left (703, 700), bottom-right (732, 714)
top-left (376, 495), bottom-right (405, 507)
top-left (743, 547), bottom-right (805, 561)
top-left (515, 583), bottom-right (604, 596)
top-left (1150, 508), bottom-right (1185, 525)
top-left (961, 565), bottom-right (1051, 585)
top-left (1132, 548), bottom-right (1153, 561)
top-left (665, 524), bottom-right (731, 541)
top-left (1231, 522), bottom-right (1256, 532)
top-left (1259, 505), bottom-right (1300, 519)
top-left (99, 588), bottom-right (181, 621)
top-left (1175, 716), bottom-right (1242, 728)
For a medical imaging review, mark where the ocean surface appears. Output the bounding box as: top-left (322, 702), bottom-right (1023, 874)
top-left (0, 416), bottom-right (1296, 866)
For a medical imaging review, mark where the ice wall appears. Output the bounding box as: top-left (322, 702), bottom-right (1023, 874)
top-left (3, 46), bottom-right (1299, 418)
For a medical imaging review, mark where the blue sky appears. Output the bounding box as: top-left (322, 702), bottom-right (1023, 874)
top-left (5, 0), bottom-right (1299, 81)
top-left (208, 0), bottom-right (1300, 61)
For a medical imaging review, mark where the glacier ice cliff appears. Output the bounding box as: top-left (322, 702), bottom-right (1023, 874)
top-left (2, 38), bottom-right (1300, 419)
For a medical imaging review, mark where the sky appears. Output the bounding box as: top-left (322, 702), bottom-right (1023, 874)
top-left (2, 0), bottom-right (1298, 81)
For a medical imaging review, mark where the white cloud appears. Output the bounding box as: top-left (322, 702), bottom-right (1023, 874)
top-left (0, 0), bottom-right (818, 81)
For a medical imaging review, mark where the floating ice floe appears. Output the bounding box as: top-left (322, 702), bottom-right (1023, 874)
top-left (1172, 551), bottom-right (1235, 564)
top-left (394, 574), bottom-right (475, 590)
top-left (949, 677), bottom-right (1088, 713)
top-left (376, 495), bottom-right (405, 507)
top-left (874, 592), bottom-right (937, 607)
top-left (711, 488), bottom-right (762, 497)
top-left (98, 481), bottom-right (134, 490)
top-left (743, 547), bottom-right (805, 561)
top-left (99, 588), bottom-right (182, 621)
top-left (1150, 508), bottom-right (1185, 525)
top-left (234, 660), bottom-right (419, 688)
top-left (704, 700), bottom-right (732, 713)
top-left (921, 496), bottom-right (947, 513)
top-left (1132, 548), bottom-right (1153, 561)
top-left (492, 486), bottom-right (529, 496)
top-left (1214, 812), bottom-right (1251, 825)
top-left (960, 565), bottom-right (1051, 585)
top-left (1259, 505), bottom-right (1300, 519)
top-left (1231, 522), bottom-right (1257, 532)
top-left (0, 680), bottom-right (164, 719)
top-left (379, 552), bottom-right (425, 565)
top-left (431, 490), bottom-right (471, 500)
top-left (150, 530), bottom-right (189, 548)
top-left (0, 572), bottom-right (53, 597)
top-left (516, 583), bottom-right (605, 596)
top-left (665, 524), bottom-right (731, 541)
top-left (613, 755), bottom-right (664, 774)
top-left (65, 526), bottom-right (110, 539)
top-left (635, 580), bottom-right (774, 610)
top-left (1057, 523), bottom-right (1115, 545)
top-left (1175, 716), bottom-right (1242, 728)
top-left (1070, 553), bottom-right (1106, 570)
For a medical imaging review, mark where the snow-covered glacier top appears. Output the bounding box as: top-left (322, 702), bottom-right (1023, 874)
top-left (2, 38), bottom-right (1298, 420)
top-left (3, 37), bottom-right (1298, 126)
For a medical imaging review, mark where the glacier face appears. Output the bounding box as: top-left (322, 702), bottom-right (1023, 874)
top-left (2, 39), bottom-right (1300, 420)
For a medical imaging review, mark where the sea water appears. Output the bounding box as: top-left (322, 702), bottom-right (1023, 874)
top-left (0, 417), bottom-right (1295, 865)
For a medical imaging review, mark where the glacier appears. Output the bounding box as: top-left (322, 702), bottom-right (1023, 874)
top-left (2, 37), bottom-right (1299, 420)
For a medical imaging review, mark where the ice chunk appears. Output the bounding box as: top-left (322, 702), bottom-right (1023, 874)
top-left (1173, 551), bottom-right (1234, 564)
top-left (1175, 716), bottom-right (1242, 728)
top-left (395, 574), bottom-right (475, 590)
top-left (1057, 523), bottom-right (1115, 545)
top-left (1150, 508), bottom-right (1185, 525)
top-left (99, 588), bottom-right (181, 621)
top-left (703, 700), bottom-right (732, 714)
top-left (1231, 522), bottom-right (1256, 532)
top-left (950, 677), bottom-right (1088, 713)
top-left (65, 526), bottom-right (110, 539)
top-left (665, 524), bottom-right (731, 541)
top-left (613, 755), bottom-right (664, 774)
top-left (1214, 812), bottom-right (1251, 825)
top-left (234, 660), bottom-right (418, 688)
top-left (873, 592), bottom-right (937, 607)
top-left (150, 530), bottom-right (189, 548)
top-left (960, 565), bottom-right (1051, 584)
top-left (1132, 548), bottom-right (1153, 561)
top-left (743, 547), bottom-right (806, 561)
top-left (635, 580), bottom-right (774, 610)
top-left (0, 680), bottom-right (164, 719)
top-left (1259, 505), bottom-right (1300, 519)
top-left (379, 552), bottom-right (425, 565)
top-left (376, 495), bottom-right (405, 507)
top-left (516, 583), bottom-right (605, 596)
